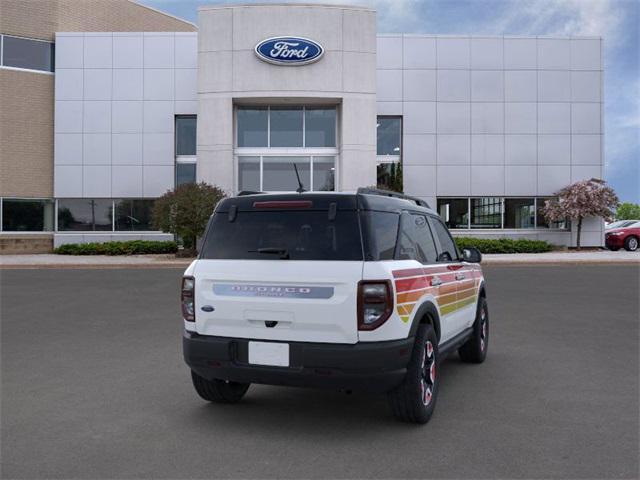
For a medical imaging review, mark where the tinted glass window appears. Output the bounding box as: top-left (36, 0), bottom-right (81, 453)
top-left (397, 213), bottom-right (437, 263)
top-left (238, 156), bottom-right (260, 191)
top-left (536, 197), bottom-right (568, 229)
top-left (377, 161), bottom-right (402, 193)
top-left (176, 116), bottom-right (196, 155)
top-left (201, 210), bottom-right (363, 260)
top-left (270, 107), bottom-right (303, 147)
top-left (176, 163), bottom-right (196, 186)
top-left (237, 107), bottom-right (268, 147)
top-left (361, 211), bottom-right (399, 261)
top-left (305, 108), bottom-right (336, 147)
top-left (262, 156), bottom-right (310, 191)
top-left (57, 199), bottom-right (112, 231)
top-left (412, 215), bottom-right (438, 263)
top-left (471, 197), bottom-right (502, 229)
top-left (2, 35), bottom-right (54, 72)
top-left (429, 217), bottom-right (459, 262)
top-left (377, 117), bottom-right (401, 156)
top-left (504, 198), bottom-right (534, 228)
top-left (2, 199), bottom-right (53, 231)
top-left (312, 157), bottom-right (335, 191)
top-left (114, 199), bottom-right (155, 231)
top-left (437, 198), bottom-right (468, 229)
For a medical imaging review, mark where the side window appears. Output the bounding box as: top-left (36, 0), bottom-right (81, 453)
top-left (361, 211), bottom-right (400, 261)
top-left (428, 217), bottom-right (459, 262)
top-left (396, 213), bottom-right (438, 263)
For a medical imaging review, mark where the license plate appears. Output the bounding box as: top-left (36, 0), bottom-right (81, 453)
top-left (248, 341), bottom-right (290, 367)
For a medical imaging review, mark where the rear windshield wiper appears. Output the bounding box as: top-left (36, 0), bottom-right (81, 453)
top-left (249, 247), bottom-right (290, 259)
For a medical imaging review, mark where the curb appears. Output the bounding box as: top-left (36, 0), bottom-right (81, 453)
top-left (0, 263), bottom-right (191, 270)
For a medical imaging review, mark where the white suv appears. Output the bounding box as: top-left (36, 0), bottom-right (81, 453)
top-left (182, 189), bottom-right (488, 424)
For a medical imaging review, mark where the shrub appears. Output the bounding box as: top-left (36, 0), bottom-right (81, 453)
top-left (152, 182), bottom-right (226, 253)
top-left (54, 240), bottom-right (178, 256)
top-left (454, 237), bottom-right (553, 254)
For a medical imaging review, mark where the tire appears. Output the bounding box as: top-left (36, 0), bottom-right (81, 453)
top-left (624, 236), bottom-right (639, 252)
top-left (459, 297), bottom-right (489, 364)
top-left (191, 370), bottom-right (250, 404)
top-left (387, 324), bottom-right (440, 424)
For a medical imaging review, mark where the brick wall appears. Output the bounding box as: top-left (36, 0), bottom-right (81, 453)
top-left (0, 0), bottom-right (196, 199)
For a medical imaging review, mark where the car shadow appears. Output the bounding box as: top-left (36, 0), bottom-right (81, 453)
top-left (179, 356), bottom-right (469, 434)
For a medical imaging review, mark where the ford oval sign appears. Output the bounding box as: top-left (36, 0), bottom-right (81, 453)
top-left (255, 37), bottom-right (324, 66)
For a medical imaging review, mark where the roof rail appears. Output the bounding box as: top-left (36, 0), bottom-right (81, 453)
top-left (356, 187), bottom-right (430, 209)
top-left (237, 190), bottom-right (264, 196)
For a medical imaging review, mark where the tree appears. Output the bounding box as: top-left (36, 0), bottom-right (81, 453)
top-left (152, 182), bottom-right (226, 253)
top-left (543, 178), bottom-right (619, 250)
top-left (616, 202), bottom-right (640, 220)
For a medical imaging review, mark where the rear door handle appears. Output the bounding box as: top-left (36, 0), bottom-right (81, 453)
top-left (455, 273), bottom-right (466, 281)
top-left (431, 276), bottom-right (443, 286)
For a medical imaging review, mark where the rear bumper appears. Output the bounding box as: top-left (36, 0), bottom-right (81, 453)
top-left (183, 331), bottom-right (413, 393)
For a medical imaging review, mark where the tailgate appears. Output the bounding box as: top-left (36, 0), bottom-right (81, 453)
top-left (194, 259), bottom-right (363, 344)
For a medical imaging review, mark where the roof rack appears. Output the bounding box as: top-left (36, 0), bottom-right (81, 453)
top-left (356, 187), bottom-right (430, 209)
top-left (237, 190), bottom-right (264, 196)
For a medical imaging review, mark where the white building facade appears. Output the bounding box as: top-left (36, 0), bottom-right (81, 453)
top-left (50, 3), bottom-right (604, 247)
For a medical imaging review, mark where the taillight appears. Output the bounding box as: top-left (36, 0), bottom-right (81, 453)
top-left (181, 276), bottom-right (195, 322)
top-left (357, 280), bottom-right (393, 330)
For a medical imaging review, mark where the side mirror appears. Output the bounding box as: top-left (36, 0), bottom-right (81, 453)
top-left (462, 247), bottom-right (482, 263)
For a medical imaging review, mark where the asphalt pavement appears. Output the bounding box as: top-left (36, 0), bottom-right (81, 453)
top-left (1, 266), bottom-right (638, 479)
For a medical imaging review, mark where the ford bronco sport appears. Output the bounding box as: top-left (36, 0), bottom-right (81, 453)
top-left (182, 188), bottom-right (488, 424)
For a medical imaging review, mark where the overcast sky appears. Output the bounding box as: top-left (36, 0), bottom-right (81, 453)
top-left (141, 0), bottom-right (639, 203)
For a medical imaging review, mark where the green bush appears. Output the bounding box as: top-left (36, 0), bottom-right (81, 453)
top-left (454, 237), bottom-right (553, 254)
top-left (54, 240), bottom-right (178, 256)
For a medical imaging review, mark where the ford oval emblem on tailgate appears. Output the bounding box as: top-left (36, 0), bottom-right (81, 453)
top-left (213, 284), bottom-right (334, 299)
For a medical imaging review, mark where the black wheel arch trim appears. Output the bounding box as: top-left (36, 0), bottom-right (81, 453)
top-left (408, 301), bottom-right (442, 341)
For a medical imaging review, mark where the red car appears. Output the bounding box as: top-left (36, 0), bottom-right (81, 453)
top-left (605, 221), bottom-right (640, 251)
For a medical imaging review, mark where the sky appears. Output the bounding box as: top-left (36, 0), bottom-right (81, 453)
top-left (141, 0), bottom-right (639, 203)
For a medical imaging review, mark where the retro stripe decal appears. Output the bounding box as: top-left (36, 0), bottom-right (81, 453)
top-left (392, 264), bottom-right (483, 323)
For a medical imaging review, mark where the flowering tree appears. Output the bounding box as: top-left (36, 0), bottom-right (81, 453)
top-left (543, 178), bottom-right (619, 250)
top-left (152, 182), bottom-right (226, 253)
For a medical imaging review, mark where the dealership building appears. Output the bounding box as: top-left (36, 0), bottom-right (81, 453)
top-left (0, 1), bottom-right (604, 252)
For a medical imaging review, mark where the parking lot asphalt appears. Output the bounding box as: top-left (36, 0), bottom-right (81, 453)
top-left (1, 266), bottom-right (638, 479)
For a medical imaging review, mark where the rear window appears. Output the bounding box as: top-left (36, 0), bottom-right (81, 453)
top-left (201, 210), bottom-right (363, 261)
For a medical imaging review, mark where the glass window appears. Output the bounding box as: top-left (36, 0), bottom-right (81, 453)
top-left (377, 161), bottom-right (403, 193)
top-left (2, 35), bottom-right (54, 72)
top-left (413, 215), bottom-right (438, 263)
top-left (377, 117), bottom-right (401, 156)
top-left (270, 107), bottom-right (303, 147)
top-left (397, 213), bottom-right (438, 263)
top-left (237, 107), bottom-right (268, 147)
top-left (201, 210), bottom-right (363, 261)
top-left (437, 198), bottom-right (469, 229)
top-left (262, 156), bottom-right (310, 191)
top-left (504, 198), bottom-right (535, 229)
top-left (114, 199), bottom-right (155, 231)
top-left (57, 199), bottom-right (112, 231)
top-left (175, 116), bottom-right (196, 156)
top-left (176, 163), bottom-right (196, 187)
top-left (471, 197), bottom-right (502, 229)
top-left (361, 211), bottom-right (399, 261)
top-left (305, 107), bottom-right (336, 147)
top-left (536, 198), bottom-right (569, 229)
top-left (238, 156), bottom-right (260, 191)
top-left (428, 217), bottom-right (459, 262)
top-left (2, 199), bottom-right (54, 231)
top-left (312, 157), bottom-right (335, 191)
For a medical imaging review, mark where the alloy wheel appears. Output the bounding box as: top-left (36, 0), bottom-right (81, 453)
top-left (420, 340), bottom-right (436, 406)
